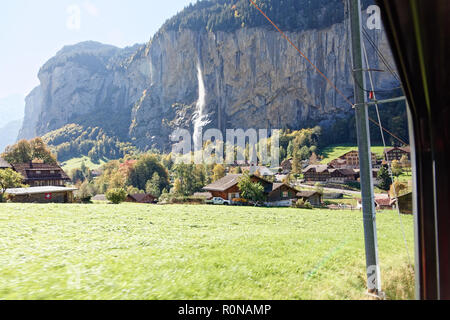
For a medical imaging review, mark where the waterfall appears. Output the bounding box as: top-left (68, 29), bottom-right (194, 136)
top-left (192, 63), bottom-right (209, 152)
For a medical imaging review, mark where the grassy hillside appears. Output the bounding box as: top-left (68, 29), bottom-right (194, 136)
top-left (0, 203), bottom-right (414, 300)
top-left (60, 156), bottom-right (109, 172)
top-left (320, 144), bottom-right (387, 164)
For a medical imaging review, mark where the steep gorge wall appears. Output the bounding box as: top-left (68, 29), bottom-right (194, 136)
top-left (18, 12), bottom-right (397, 152)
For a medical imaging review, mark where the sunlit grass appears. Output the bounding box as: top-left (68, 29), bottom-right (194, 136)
top-left (0, 203), bottom-right (414, 300)
top-left (320, 144), bottom-right (386, 164)
top-left (60, 156), bottom-right (108, 172)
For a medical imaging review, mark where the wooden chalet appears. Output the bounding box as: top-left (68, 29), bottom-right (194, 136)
top-left (126, 193), bottom-right (157, 204)
top-left (303, 165), bottom-right (330, 182)
top-left (385, 146), bottom-right (411, 162)
top-left (329, 150), bottom-right (377, 169)
top-left (268, 183), bottom-right (299, 202)
top-left (303, 165), bottom-right (358, 183)
top-left (328, 168), bottom-right (358, 183)
top-left (296, 191), bottom-right (322, 206)
top-left (11, 162), bottom-right (71, 187)
top-left (203, 174), bottom-right (273, 201)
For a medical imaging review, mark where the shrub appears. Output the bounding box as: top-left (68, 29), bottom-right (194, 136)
top-left (106, 188), bottom-right (127, 204)
top-left (294, 199), bottom-right (313, 209)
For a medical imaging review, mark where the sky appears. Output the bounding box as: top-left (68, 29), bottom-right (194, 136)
top-left (0, 0), bottom-right (195, 115)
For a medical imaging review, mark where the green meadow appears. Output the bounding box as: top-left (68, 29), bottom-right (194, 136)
top-left (0, 203), bottom-right (414, 300)
top-left (320, 144), bottom-right (387, 164)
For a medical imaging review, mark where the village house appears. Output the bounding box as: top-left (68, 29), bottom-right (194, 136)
top-left (385, 146), bottom-right (411, 163)
top-left (267, 183), bottom-right (299, 204)
top-left (303, 165), bottom-right (330, 182)
top-left (4, 186), bottom-right (77, 203)
top-left (304, 164), bottom-right (379, 184)
top-left (11, 162), bottom-right (71, 187)
top-left (296, 191), bottom-right (323, 207)
top-left (329, 150), bottom-right (378, 169)
top-left (303, 165), bottom-right (358, 183)
top-left (126, 193), bottom-right (157, 204)
top-left (203, 174), bottom-right (273, 201)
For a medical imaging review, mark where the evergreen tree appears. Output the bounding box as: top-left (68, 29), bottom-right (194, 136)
top-left (377, 166), bottom-right (392, 191)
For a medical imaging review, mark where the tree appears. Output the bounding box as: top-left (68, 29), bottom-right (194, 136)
top-left (173, 178), bottom-right (183, 194)
top-left (391, 160), bottom-right (403, 177)
top-left (291, 150), bottom-right (302, 175)
top-left (126, 186), bottom-right (144, 195)
top-left (2, 140), bottom-right (32, 164)
top-left (30, 138), bottom-right (57, 163)
top-left (75, 181), bottom-right (94, 203)
top-left (2, 138), bottom-right (56, 164)
top-left (389, 180), bottom-right (408, 199)
top-left (106, 188), bottom-right (127, 204)
top-left (400, 154), bottom-right (410, 174)
top-left (212, 164), bottom-right (225, 182)
top-left (237, 173), bottom-right (265, 205)
top-left (127, 154), bottom-right (170, 191)
top-left (0, 169), bottom-right (25, 201)
top-left (377, 166), bottom-right (392, 191)
top-left (146, 172), bottom-right (162, 197)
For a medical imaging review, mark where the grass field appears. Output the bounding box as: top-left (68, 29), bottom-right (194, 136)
top-left (0, 203), bottom-right (415, 300)
top-left (60, 156), bottom-right (109, 172)
top-left (320, 144), bottom-right (387, 164)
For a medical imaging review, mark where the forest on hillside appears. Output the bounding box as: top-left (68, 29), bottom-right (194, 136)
top-left (160, 0), bottom-right (374, 33)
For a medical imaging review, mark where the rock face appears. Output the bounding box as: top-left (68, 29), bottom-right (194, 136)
top-left (18, 12), bottom-right (397, 151)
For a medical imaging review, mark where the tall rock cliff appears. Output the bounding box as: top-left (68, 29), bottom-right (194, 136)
top-left (18, 1), bottom-right (398, 152)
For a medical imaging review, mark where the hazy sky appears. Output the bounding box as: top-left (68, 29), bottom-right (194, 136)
top-left (0, 0), bottom-right (194, 105)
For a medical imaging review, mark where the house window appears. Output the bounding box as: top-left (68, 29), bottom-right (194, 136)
top-left (50, 170), bottom-right (55, 174)
top-left (36, 171), bottom-right (41, 174)
top-left (283, 191), bottom-right (289, 198)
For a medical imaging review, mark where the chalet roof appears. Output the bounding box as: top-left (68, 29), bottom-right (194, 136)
top-left (4, 186), bottom-right (77, 195)
top-left (12, 162), bottom-right (71, 181)
top-left (297, 191), bottom-right (320, 198)
top-left (204, 174), bottom-right (272, 192)
top-left (204, 174), bottom-right (242, 192)
top-left (128, 193), bottom-right (155, 202)
top-left (303, 165), bottom-right (329, 173)
top-left (0, 157), bottom-right (11, 169)
top-left (386, 146), bottom-right (411, 153)
top-left (272, 183), bottom-right (298, 194)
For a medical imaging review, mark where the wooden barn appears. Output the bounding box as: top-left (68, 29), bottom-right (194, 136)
top-left (296, 191), bottom-right (323, 207)
top-left (268, 183), bottom-right (299, 202)
top-left (126, 193), bottom-right (157, 204)
top-left (4, 186), bottom-right (77, 203)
